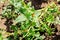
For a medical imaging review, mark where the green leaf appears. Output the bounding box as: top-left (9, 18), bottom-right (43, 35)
top-left (20, 24), bottom-right (25, 30)
top-left (46, 14), bottom-right (54, 23)
top-left (35, 32), bottom-right (40, 37)
top-left (14, 31), bottom-right (18, 39)
top-left (0, 33), bottom-right (3, 40)
top-left (43, 24), bottom-right (52, 35)
top-left (27, 2), bottom-right (31, 7)
top-left (15, 14), bottom-right (27, 23)
top-left (11, 25), bottom-right (18, 31)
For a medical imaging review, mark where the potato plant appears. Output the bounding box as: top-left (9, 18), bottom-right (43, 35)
top-left (1, 0), bottom-right (60, 40)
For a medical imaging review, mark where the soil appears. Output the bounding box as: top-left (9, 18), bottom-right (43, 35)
top-left (0, 0), bottom-right (9, 30)
top-left (0, 0), bottom-right (60, 40)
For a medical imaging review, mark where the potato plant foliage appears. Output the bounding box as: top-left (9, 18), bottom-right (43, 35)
top-left (1, 0), bottom-right (60, 40)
